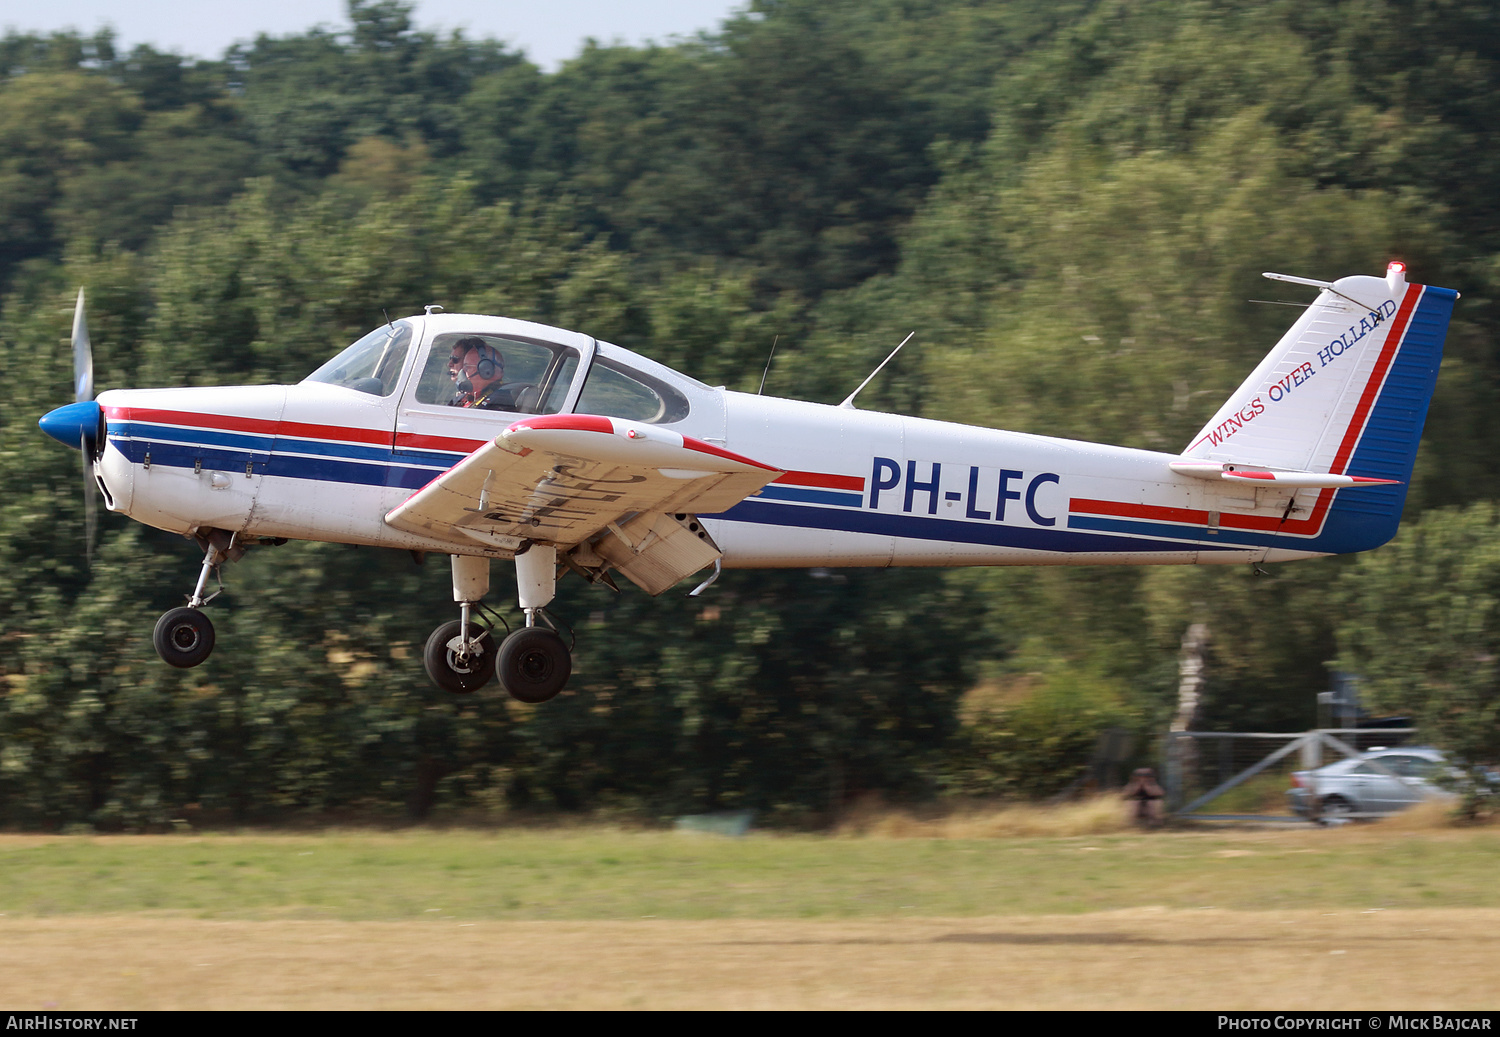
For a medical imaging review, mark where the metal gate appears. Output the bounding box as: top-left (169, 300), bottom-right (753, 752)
top-left (1165, 728), bottom-right (1418, 821)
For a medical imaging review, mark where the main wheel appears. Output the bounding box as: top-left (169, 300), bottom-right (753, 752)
top-left (423, 621), bottom-right (496, 694)
top-left (153, 607), bottom-right (215, 668)
top-left (496, 627), bottom-right (571, 704)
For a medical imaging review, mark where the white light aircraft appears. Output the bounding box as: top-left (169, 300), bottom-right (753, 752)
top-left (39, 262), bottom-right (1457, 703)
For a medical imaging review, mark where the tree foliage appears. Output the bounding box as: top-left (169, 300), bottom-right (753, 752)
top-left (1337, 505), bottom-right (1500, 810)
top-left (3, 0), bottom-right (1500, 824)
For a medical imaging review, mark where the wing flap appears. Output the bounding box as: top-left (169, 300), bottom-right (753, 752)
top-left (593, 511), bottom-right (724, 594)
top-left (384, 414), bottom-right (781, 550)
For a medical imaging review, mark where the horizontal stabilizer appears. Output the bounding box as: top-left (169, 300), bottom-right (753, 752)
top-left (1168, 459), bottom-right (1399, 489)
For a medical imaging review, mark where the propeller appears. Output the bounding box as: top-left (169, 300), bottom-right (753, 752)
top-left (72, 288), bottom-right (93, 404)
top-left (73, 288), bottom-right (98, 562)
top-left (37, 289), bottom-right (102, 561)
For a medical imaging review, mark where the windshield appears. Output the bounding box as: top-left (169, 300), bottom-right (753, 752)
top-left (303, 321), bottom-right (414, 396)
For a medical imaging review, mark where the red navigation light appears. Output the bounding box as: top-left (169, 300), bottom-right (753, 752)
top-left (1388, 260), bottom-right (1407, 273)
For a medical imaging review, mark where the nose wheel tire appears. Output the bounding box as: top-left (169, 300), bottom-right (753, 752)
top-left (423, 620), bottom-right (496, 694)
top-left (153, 607), bottom-right (216, 668)
top-left (496, 627), bottom-right (571, 703)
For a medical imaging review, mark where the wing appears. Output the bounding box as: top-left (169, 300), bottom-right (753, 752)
top-left (384, 414), bottom-right (781, 556)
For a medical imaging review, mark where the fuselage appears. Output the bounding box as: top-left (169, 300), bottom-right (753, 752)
top-left (85, 312), bottom-right (1338, 571)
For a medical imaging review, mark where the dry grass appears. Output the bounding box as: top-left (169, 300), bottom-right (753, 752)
top-left (1376, 798), bottom-right (1463, 831)
top-left (1, 909), bottom-right (1495, 1009)
top-left (836, 795), bottom-right (1133, 838)
top-left (4, 819), bottom-right (1499, 1008)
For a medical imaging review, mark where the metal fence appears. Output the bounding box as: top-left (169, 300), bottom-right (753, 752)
top-left (1164, 728), bottom-right (1418, 820)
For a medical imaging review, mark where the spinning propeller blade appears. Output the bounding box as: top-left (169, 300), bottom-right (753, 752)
top-left (72, 288), bottom-right (92, 404)
top-left (72, 288), bottom-right (97, 561)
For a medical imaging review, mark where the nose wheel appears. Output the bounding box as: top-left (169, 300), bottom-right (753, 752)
top-left (153, 607), bottom-right (215, 668)
top-left (152, 531), bottom-right (236, 669)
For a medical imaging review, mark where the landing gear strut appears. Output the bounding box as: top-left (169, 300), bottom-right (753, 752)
top-left (423, 617), bottom-right (497, 693)
top-left (424, 555), bottom-right (499, 693)
top-left (152, 530), bottom-right (237, 668)
top-left (423, 546), bottom-right (571, 703)
top-left (498, 543), bottom-right (569, 702)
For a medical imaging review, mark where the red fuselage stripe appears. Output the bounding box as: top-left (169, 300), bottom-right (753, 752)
top-left (1070, 497), bottom-right (1288, 533)
top-left (105, 405), bottom-right (394, 447)
top-left (773, 470), bottom-right (865, 491)
top-left (394, 432), bottom-right (486, 453)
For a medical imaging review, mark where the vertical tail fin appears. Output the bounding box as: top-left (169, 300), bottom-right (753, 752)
top-left (1182, 263), bottom-right (1457, 553)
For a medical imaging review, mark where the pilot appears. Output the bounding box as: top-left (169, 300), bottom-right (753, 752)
top-left (447, 336), bottom-right (516, 411)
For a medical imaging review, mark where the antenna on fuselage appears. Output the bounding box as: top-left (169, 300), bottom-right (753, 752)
top-left (839, 332), bottom-right (915, 410)
top-left (383, 308), bottom-right (394, 329)
top-left (757, 335), bottom-right (779, 395)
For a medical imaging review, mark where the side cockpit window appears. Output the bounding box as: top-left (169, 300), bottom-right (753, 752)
top-left (414, 333), bottom-right (579, 415)
top-left (575, 357), bottom-right (690, 424)
top-left (303, 322), bottom-right (413, 396)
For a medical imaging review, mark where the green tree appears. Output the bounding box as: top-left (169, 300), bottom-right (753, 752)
top-left (1337, 504), bottom-right (1500, 814)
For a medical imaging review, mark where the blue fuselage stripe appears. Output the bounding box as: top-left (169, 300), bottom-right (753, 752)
top-left (710, 499), bottom-right (1241, 554)
top-left (109, 430), bottom-right (462, 491)
top-left (112, 421), bottom-right (469, 467)
top-left (755, 485), bottom-right (866, 507)
top-left (113, 422), bottom-right (275, 454)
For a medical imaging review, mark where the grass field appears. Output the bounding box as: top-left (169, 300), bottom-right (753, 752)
top-left (2, 811), bottom-right (1498, 1008)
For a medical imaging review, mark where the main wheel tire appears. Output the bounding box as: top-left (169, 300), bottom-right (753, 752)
top-left (496, 627), bottom-right (571, 704)
top-left (423, 621), bottom-right (496, 694)
top-left (153, 607), bottom-right (215, 668)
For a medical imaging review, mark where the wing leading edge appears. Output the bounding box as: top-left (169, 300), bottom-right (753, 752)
top-left (384, 414), bottom-right (781, 589)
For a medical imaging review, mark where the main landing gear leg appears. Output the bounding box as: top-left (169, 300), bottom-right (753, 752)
top-left (496, 543), bottom-right (571, 704)
top-left (423, 555), bottom-right (497, 694)
top-left (153, 532), bottom-right (233, 668)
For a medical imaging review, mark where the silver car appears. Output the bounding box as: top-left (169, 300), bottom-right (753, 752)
top-left (1288, 747), bottom-right (1448, 820)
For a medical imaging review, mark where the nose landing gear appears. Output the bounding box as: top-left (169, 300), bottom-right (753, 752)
top-left (150, 529), bottom-right (285, 670)
top-left (151, 530), bottom-right (237, 668)
top-left (423, 547), bottom-right (571, 703)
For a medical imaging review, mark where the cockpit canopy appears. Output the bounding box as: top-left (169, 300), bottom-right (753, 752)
top-left (302, 316), bottom-right (697, 425)
top-left (303, 321), bottom-right (414, 397)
